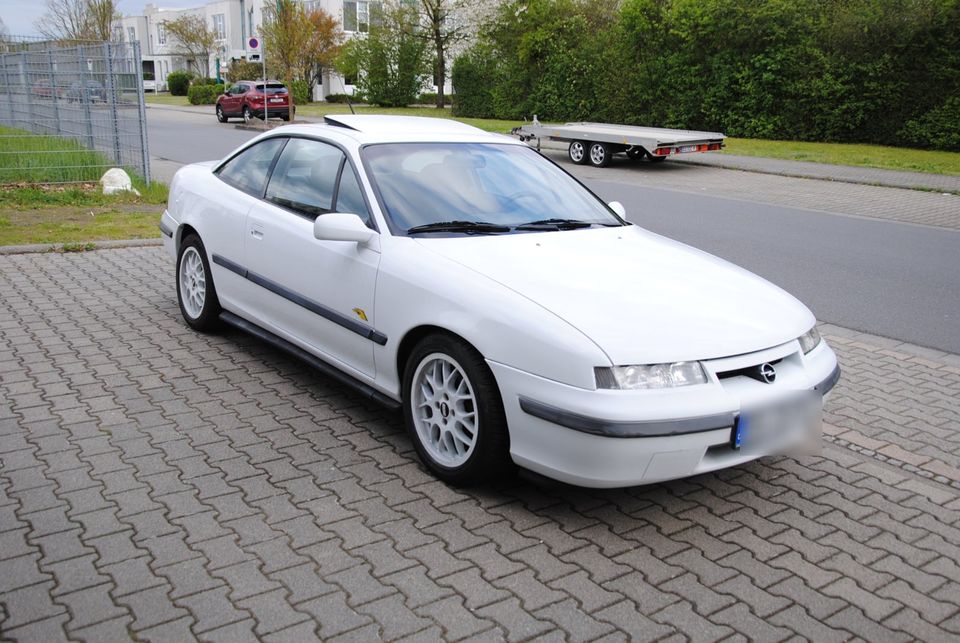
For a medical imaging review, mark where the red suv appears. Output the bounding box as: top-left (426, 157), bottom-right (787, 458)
top-left (216, 80), bottom-right (293, 123)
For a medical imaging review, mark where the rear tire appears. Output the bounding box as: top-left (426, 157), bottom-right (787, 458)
top-left (402, 333), bottom-right (511, 486)
top-left (588, 142), bottom-right (611, 168)
top-left (627, 147), bottom-right (645, 161)
top-left (176, 235), bottom-right (221, 332)
top-left (243, 105), bottom-right (253, 123)
top-left (568, 141), bottom-right (587, 165)
top-left (646, 152), bottom-right (668, 163)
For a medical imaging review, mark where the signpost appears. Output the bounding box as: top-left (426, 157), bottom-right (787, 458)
top-left (248, 37), bottom-right (266, 123)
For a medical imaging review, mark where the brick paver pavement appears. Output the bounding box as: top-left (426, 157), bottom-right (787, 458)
top-left (1, 247), bottom-right (959, 641)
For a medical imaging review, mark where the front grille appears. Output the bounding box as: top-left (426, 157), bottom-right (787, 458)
top-left (716, 358), bottom-right (782, 380)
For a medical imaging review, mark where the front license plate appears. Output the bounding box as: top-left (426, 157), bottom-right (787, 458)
top-left (270, 98), bottom-right (283, 103)
top-left (678, 145), bottom-right (696, 153)
top-left (734, 391), bottom-right (822, 455)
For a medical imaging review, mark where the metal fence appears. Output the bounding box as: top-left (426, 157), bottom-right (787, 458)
top-left (0, 36), bottom-right (151, 185)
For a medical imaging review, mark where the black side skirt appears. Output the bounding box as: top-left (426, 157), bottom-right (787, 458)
top-left (219, 310), bottom-right (401, 412)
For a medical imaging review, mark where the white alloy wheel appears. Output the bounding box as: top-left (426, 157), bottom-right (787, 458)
top-left (179, 246), bottom-right (206, 320)
top-left (411, 352), bottom-right (478, 468)
top-left (569, 141), bottom-right (586, 164)
top-left (590, 143), bottom-right (606, 165)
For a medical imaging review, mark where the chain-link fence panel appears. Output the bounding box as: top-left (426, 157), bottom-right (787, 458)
top-left (0, 36), bottom-right (150, 185)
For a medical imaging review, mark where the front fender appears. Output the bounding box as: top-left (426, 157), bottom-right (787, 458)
top-left (373, 237), bottom-right (610, 395)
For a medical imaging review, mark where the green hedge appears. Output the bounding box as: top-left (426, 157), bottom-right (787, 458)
top-left (453, 0), bottom-right (960, 151)
top-left (188, 83), bottom-right (225, 105)
top-left (324, 93), bottom-right (354, 103)
top-left (289, 80), bottom-right (310, 105)
top-left (167, 71), bottom-right (191, 96)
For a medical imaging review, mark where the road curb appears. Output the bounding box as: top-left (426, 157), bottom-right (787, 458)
top-left (0, 237), bottom-right (163, 255)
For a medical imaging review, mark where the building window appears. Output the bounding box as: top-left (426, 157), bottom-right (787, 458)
top-left (343, 1), bottom-right (382, 33)
top-left (128, 26), bottom-right (136, 43)
top-left (157, 24), bottom-right (166, 45)
top-left (212, 14), bottom-right (225, 39)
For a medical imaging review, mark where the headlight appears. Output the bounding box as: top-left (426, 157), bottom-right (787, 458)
top-left (595, 361), bottom-right (708, 390)
top-left (798, 327), bottom-right (822, 354)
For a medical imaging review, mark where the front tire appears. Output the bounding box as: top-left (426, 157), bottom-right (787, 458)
top-left (176, 235), bottom-right (221, 332)
top-left (402, 334), bottom-right (511, 485)
top-left (216, 105), bottom-right (227, 123)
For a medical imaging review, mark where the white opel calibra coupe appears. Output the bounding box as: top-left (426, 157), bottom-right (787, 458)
top-left (161, 115), bottom-right (839, 488)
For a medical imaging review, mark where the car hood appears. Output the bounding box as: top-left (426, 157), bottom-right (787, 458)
top-left (415, 225), bottom-right (814, 365)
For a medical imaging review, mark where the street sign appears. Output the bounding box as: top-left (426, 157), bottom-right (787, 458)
top-left (248, 37), bottom-right (259, 50)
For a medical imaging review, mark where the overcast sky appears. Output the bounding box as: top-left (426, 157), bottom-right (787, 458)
top-left (1, 0), bottom-right (201, 38)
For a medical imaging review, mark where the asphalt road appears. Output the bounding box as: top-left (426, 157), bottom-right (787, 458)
top-left (146, 107), bottom-right (960, 353)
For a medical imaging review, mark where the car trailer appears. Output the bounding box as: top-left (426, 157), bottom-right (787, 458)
top-left (513, 117), bottom-right (726, 168)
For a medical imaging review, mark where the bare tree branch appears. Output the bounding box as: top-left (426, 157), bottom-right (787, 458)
top-left (36, 0), bottom-right (120, 42)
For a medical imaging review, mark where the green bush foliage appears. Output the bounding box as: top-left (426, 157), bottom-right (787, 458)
top-left (167, 71), bottom-right (192, 96)
top-left (187, 83), bottom-right (225, 105)
top-left (417, 92), bottom-right (450, 106)
top-left (334, 5), bottom-right (428, 107)
top-left (290, 79), bottom-right (311, 104)
top-left (324, 93), bottom-right (354, 103)
top-left (452, 0), bottom-right (960, 150)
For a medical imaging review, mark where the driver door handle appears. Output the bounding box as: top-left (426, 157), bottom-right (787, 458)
top-left (250, 224), bottom-right (264, 240)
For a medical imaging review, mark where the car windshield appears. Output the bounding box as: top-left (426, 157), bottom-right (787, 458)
top-left (361, 143), bottom-right (624, 234)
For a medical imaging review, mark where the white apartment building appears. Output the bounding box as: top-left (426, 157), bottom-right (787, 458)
top-left (120, 0), bottom-right (395, 99)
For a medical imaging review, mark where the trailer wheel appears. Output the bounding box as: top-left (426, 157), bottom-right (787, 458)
top-left (627, 148), bottom-right (645, 161)
top-left (568, 141), bottom-right (587, 165)
top-left (588, 143), bottom-right (611, 168)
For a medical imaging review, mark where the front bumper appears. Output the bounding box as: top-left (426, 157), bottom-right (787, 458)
top-left (491, 338), bottom-right (839, 488)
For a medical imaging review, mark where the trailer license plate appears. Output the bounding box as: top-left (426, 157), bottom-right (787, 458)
top-left (678, 145), bottom-right (696, 153)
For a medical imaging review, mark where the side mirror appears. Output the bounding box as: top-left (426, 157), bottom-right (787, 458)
top-left (314, 213), bottom-right (375, 244)
top-left (224, 90), bottom-right (231, 96)
top-left (608, 201), bottom-right (626, 217)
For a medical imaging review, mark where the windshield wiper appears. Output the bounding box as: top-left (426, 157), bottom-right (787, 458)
top-left (514, 218), bottom-right (599, 230)
top-left (407, 220), bottom-right (511, 234)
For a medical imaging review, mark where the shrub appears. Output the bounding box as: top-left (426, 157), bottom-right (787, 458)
top-left (225, 60), bottom-right (266, 83)
top-left (899, 97), bottom-right (960, 151)
top-left (187, 83), bottom-right (224, 105)
top-left (451, 45), bottom-right (497, 118)
top-left (167, 71), bottom-right (192, 96)
top-left (142, 72), bottom-right (155, 81)
top-left (193, 77), bottom-right (219, 86)
top-left (289, 79), bottom-right (310, 104)
top-left (324, 93), bottom-right (354, 103)
top-left (417, 92), bottom-right (450, 106)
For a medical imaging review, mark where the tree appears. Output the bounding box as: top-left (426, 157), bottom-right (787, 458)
top-left (259, 0), bottom-right (311, 87)
top-left (163, 14), bottom-right (217, 78)
top-left (36, 0), bottom-right (120, 42)
top-left (416, 0), bottom-right (469, 108)
top-left (300, 8), bottom-right (345, 95)
top-left (336, 3), bottom-right (429, 107)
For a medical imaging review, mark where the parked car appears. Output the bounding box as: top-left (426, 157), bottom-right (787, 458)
top-left (65, 80), bottom-right (106, 103)
top-left (160, 115), bottom-right (839, 488)
top-left (30, 77), bottom-right (63, 101)
top-left (215, 80), bottom-right (292, 123)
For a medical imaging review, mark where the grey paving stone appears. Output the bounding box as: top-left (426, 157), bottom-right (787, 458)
top-left (3, 247), bottom-right (960, 642)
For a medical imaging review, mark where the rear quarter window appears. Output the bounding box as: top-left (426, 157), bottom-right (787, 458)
top-left (216, 138), bottom-right (286, 197)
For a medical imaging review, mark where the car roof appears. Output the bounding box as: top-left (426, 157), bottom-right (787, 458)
top-left (266, 115), bottom-right (520, 146)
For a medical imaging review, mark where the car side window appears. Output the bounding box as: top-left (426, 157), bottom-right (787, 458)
top-left (265, 138), bottom-right (344, 218)
top-left (335, 166), bottom-right (371, 226)
top-left (216, 138), bottom-right (285, 197)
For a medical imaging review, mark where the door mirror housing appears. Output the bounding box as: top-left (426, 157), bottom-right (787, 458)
top-left (223, 90), bottom-right (231, 97)
top-left (608, 201), bottom-right (626, 218)
top-left (314, 213), bottom-right (375, 244)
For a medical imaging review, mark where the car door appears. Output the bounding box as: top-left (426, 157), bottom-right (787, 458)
top-left (209, 136), bottom-right (287, 315)
top-left (223, 83), bottom-right (243, 115)
top-left (243, 137), bottom-right (381, 378)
